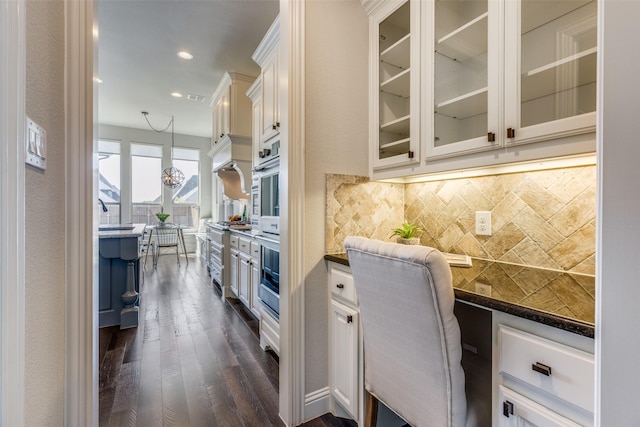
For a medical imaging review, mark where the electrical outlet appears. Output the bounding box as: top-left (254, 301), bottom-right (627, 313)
top-left (475, 211), bottom-right (492, 236)
top-left (475, 282), bottom-right (492, 296)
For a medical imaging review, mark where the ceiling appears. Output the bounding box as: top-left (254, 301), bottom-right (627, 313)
top-left (97, 0), bottom-right (279, 138)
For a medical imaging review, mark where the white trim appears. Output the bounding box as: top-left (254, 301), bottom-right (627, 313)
top-left (304, 387), bottom-right (332, 421)
top-left (279, 0), bottom-right (306, 425)
top-left (1, 0), bottom-right (26, 424)
top-left (64, 0), bottom-right (97, 425)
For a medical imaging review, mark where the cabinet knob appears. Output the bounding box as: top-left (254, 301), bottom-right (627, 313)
top-left (272, 124), bottom-right (277, 130)
top-left (276, 122), bottom-right (280, 128)
top-left (502, 400), bottom-right (514, 417)
top-left (220, 133), bottom-right (224, 138)
top-left (259, 151), bottom-right (265, 158)
top-left (507, 128), bottom-right (516, 138)
top-left (347, 315), bottom-right (353, 323)
top-left (336, 283), bottom-right (345, 289)
top-left (531, 362), bottom-right (552, 376)
top-left (488, 132), bottom-right (495, 142)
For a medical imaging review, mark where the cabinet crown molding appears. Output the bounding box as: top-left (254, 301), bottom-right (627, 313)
top-left (252, 15), bottom-right (280, 67)
top-left (210, 71), bottom-right (256, 107)
top-left (361, 0), bottom-right (388, 15)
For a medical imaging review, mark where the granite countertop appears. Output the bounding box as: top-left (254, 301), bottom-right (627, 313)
top-left (325, 252), bottom-right (595, 338)
top-left (98, 223), bottom-right (146, 239)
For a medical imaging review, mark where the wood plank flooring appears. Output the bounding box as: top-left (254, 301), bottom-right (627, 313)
top-left (99, 254), bottom-right (356, 427)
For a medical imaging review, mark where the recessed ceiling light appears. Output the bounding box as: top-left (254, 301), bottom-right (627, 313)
top-left (177, 51), bottom-right (193, 60)
top-left (94, 77), bottom-right (103, 83)
top-left (171, 92), bottom-right (183, 98)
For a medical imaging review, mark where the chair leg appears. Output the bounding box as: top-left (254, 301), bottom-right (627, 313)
top-left (175, 245), bottom-right (180, 267)
top-left (365, 390), bottom-right (379, 427)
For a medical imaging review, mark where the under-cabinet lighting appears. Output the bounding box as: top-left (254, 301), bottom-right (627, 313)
top-left (387, 154), bottom-right (597, 184)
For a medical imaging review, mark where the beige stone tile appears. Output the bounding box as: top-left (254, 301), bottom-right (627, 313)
top-left (492, 192), bottom-right (527, 232)
top-left (476, 173), bottom-right (525, 205)
top-left (436, 179), bottom-right (466, 205)
top-left (496, 258), bottom-right (526, 278)
top-left (483, 222), bottom-right (526, 260)
top-left (512, 267), bottom-right (561, 295)
top-left (497, 250), bottom-right (524, 266)
top-left (571, 254), bottom-right (596, 277)
top-left (513, 176), bottom-right (564, 220)
top-left (513, 206), bottom-right (565, 251)
top-left (477, 264), bottom-right (527, 303)
top-left (548, 225), bottom-right (595, 270)
top-left (520, 287), bottom-right (567, 313)
top-left (512, 238), bottom-right (562, 270)
top-left (457, 180), bottom-right (494, 211)
top-left (573, 273), bottom-right (596, 297)
top-left (436, 195), bottom-right (469, 228)
top-left (547, 167), bottom-right (595, 204)
top-left (549, 191), bottom-right (595, 237)
top-left (456, 258), bottom-right (491, 283)
top-left (530, 168), bottom-right (564, 189)
top-left (554, 305), bottom-right (578, 320)
top-left (438, 223), bottom-right (465, 252)
top-left (548, 275), bottom-right (595, 323)
top-left (457, 233), bottom-right (490, 258)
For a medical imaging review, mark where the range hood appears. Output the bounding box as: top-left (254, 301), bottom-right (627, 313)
top-left (209, 135), bottom-right (252, 199)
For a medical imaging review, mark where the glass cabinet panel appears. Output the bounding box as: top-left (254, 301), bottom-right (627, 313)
top-left (378, 1), bottom-right (412, 160)
top-left (433, 0), bottom-right (489, 148)
top-left (520, 0), bottom-right (596, 128)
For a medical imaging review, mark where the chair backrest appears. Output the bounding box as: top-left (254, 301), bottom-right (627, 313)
top-left (344, 236), bottom-right (466, 427)
top-left (154, 224), bottom-right (179, 247)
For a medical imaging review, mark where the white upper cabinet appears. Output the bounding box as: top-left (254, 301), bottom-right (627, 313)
top-left (504, 0), bottom-right (597, 145)
top-left (370, 0), bottom-right (420, 170)
top-left (252, 16), bottom-right (280, 146)
top-left (210, 72), bottom-right (255, 148)
top-left (365, 0), bottom-right (597, 179)
top-left (427, 0), bottom-right (501, 159)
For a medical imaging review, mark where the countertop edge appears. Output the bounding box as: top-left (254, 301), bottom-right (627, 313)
top-left (324, 253), bottom-right (595, 339)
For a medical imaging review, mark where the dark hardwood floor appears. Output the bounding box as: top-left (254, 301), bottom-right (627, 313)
top-left (99, 254), bottom-right (356, 427)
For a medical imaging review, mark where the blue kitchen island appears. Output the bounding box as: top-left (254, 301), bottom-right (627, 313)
top-left (98, 223), bottom-right (146, 329)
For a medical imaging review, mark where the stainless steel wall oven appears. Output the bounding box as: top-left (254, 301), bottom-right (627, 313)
top-left (257, 237), bottom-right (279, 318)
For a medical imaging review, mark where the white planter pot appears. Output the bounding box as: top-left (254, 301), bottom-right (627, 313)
top-left (397, 237), bottom-right (420, 245)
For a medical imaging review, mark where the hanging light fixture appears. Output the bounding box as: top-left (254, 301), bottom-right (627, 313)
top-left (142, 111), bottom-right (185, 189)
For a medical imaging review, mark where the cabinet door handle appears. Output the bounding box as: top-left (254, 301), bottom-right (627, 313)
top-left (507, 127), bottom-right (516, 138)
top-left (347, 315), bottom-right (353, 323)
top-left (488, 132), bottom-right (495, 142)
top-left (336, 283), bottom-right (344, 289)
top-left (276, 121), bottom-right (280, 128)
top-left (503, 400), bottom-right (514, 417)
top-left (220, 133), bottom-right (224, 138)
top-left (408, 150), bottom-right (414, 159)
top-left (531, 362), bottom-right (552, 376)
top-left (272, 124), bottom-right (277, 130)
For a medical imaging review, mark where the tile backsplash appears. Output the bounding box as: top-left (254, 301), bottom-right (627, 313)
top-left (326, 165), bottom-right (596, 276)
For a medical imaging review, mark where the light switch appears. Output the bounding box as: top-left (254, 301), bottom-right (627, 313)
top-left (25, 117), bottom-right (46, 170)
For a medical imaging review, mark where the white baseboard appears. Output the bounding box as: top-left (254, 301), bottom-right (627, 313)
top-left (304, 387), bottom-right (332, 422)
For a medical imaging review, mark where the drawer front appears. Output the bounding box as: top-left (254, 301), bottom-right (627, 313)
top-left (330, 266), bottom-right (356, 305)
top-left (499, 325), bottom-right (594, 412)
top-left (230, 235), bottom-right (239, 249)
top-left (250, 241), bottom-right (261, 259)
top-left (239, 237), bottom-right (251, 255)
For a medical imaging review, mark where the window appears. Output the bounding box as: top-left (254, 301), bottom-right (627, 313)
top-left (98, 140), bottom-right (121, 224)
top-left (131, 143), bottom-right (163, 224)
top-left (171, 147), bottom-right (200, 228)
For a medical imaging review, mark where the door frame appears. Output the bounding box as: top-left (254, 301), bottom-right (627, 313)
top-left (0, 0), bottom-right (26, 424)
top-left (64, 0), bottom-right (306, 425)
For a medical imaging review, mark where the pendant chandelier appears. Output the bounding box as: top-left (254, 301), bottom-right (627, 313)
top-left (142, 111), bottom-right (185, 189)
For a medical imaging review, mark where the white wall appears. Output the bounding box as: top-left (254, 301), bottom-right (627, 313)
top-left (304, 0), bottom-right (369, 397)
top-left (98, 124), bottom-right (213, 221)
top-left (596, 0), bottom-right (640, 424)
top-left (25, 1), bottom-right (66, 424)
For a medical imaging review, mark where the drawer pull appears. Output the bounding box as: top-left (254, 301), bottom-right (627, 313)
top-left (336, 283), bottom-right (345, 289)
top-left (347, 315), bottom-right (353, 323)
top-left (502, 400), bottom-right (514, 417)
top-left (532, 362), bottom-right (552, 376)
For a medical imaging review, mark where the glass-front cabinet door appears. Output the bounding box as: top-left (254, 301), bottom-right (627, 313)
top-left (504, 0), bottom-right (597, 145)
top-left (371, 0), bottom-right (420, 170)
top-left (427, 0), bottom-right (502, 159)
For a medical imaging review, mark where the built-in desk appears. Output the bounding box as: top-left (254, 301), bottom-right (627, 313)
top-left (99, 223), bottom-right (146, 328)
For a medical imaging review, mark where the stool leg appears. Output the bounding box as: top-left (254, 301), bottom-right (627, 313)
top-left (365, 390), bottom-right (379, 427)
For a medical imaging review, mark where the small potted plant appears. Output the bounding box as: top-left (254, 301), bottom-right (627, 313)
top-left (390, 221), bottom-right (424, 245)
top-left (155, 212), bottom-right (170, 226)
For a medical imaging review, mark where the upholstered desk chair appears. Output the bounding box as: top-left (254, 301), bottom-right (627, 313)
top-left (344, 236), bottom-right (472, 427)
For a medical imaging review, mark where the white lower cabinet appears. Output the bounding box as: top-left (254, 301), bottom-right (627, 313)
top-left (329, 299), bottom-right (359, 417)
top-left (495, 315), bottom-right (595, 427)
top-left (238, 253), bottom-right (251, 306)
top-left (229, 249), bottom-right (239, 297)
top-left (498, 385), bottom-right (581, 427)
top-left (249, 243), bottom-right (261, 318)
top-left (327, 262), bottom-right (362, 423)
